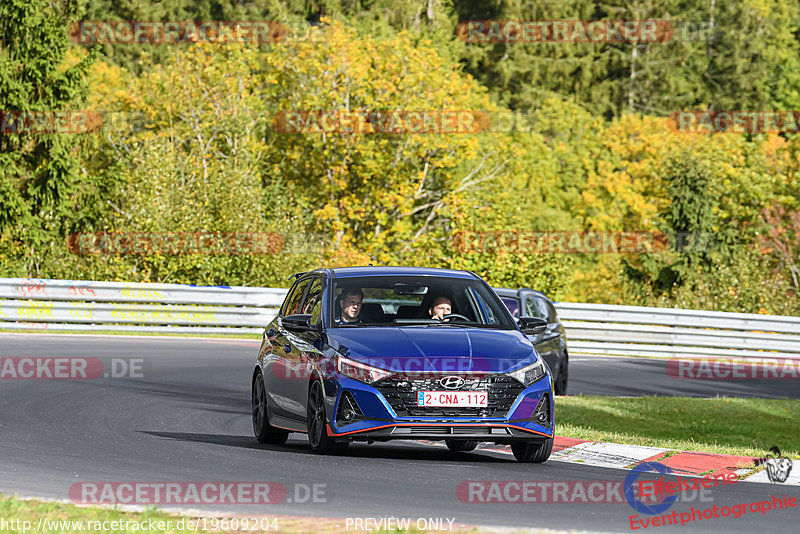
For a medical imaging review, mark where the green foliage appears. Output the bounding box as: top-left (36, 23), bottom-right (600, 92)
top-left (456, 0), bottom-right (800, 117)
top-left (1, 0), bottom-right (799, 316)
top-left (649, 248), bottom-right (798, 315)
top-left (621, 134), bottom-right (791, 307)
top-left (0, 0), bottom-right (94, 275)
top-left (625, 152), bottom-right (719, 296)
top-left (259, 22), bottom-right (515, 269)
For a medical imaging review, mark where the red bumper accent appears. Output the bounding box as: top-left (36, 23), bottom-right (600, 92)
top-left (329, 423), bottom-right (552, 438)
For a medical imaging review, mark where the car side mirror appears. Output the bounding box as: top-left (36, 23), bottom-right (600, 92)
top-left (518, 316), bottom-right (547, 335)
top-left (282, 314), bottom-right (315, 332)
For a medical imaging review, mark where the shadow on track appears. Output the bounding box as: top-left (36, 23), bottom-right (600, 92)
top-left (140, 431), bottom-right (510, 462)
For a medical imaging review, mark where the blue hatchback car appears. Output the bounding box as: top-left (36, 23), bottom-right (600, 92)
top-left (251, 266), bottom-right (555, 463)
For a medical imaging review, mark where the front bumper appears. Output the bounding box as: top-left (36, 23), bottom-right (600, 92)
top-left (325, 374), bottom-right (554, 443)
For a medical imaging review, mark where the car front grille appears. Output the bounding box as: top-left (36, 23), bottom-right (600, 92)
top-left (373, 374), bottom-right (524, 417)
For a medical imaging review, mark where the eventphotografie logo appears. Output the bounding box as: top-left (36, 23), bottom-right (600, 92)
top-left (622, 461), bottom-right (769, 530)
top-left (625, 463), bottom-right (678, 515)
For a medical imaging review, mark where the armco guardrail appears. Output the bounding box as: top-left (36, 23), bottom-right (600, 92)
top-left (0, 278), bottom-right (287, 334)
top-left (557, 303), bottom-right (800, 361)
top-left (0, 278), bottom-right (798, 361)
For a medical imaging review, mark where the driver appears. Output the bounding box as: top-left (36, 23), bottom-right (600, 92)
top-left (335, 287), bottom-right (363, 324)
top-left (428, 295), bottom-right (452, 321)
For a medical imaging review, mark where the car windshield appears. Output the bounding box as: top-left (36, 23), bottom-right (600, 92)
top-left (330, 275), bottom-right (516, 329)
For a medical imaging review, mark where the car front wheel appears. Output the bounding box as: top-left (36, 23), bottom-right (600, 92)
top-left (306, 381), bottom-right (349, 455)
top-left (511, 437), bottom-right (553, 463)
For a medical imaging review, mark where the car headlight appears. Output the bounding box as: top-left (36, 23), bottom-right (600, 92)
top-left (336, 354), bottom-right (392, 384)
top-left (508, 358), bottom-right (548, 386)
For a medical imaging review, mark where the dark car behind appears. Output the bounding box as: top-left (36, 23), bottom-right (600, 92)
top-left (493, 287), bottom-right (568, 395)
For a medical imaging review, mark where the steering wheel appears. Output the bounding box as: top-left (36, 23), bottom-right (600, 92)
top-left (441, 313), bottom-right (470, 322)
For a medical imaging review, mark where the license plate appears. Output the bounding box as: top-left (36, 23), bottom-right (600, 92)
top-left (417, 391), bottom-right (488, 407)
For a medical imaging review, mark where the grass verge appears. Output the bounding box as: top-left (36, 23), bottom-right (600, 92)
top-left (0, 496), bottom-right (456, 533)
top-left (0, 496), bottom-right (200, 533)
top-left (555, 395), bottom-right (800, 459)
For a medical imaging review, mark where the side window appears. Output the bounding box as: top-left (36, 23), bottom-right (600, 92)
top-left (525, 297), bottom-right (548, 320)
top-left (281, 278), bottom-right (311, 317)
top-left (303, 278), bottom-right (324, 324)
top-left (469, 288), bottom-right (500, 325)
top-left (543, 299), bottom-right (558, 323)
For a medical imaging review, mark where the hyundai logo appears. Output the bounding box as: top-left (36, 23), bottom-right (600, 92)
top-left (440, 376), bottom-right (465, 389)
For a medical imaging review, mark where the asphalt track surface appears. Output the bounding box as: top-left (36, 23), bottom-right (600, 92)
top-left (0, 334), bottom-right (797, 533)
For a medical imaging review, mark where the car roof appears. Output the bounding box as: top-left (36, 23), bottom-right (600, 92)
top-left (493, 287), bottom-right (551, 300)
top-left (328, 266), bottom-right (479, 279)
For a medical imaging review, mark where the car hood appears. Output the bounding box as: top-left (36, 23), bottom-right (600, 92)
top-left (326, 327), bottom-right (537, 374)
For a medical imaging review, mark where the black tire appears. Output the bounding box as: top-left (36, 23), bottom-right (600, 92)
top-left (554, 354), bottom-right (568, 396)
top-left (445, 440), bottom-right (479, 452)
top-left (306, 381), bottom-right (349, 455)
top-left (252, 371), bottom-right (289, 444)
top-left (511, 437), bottom-right (553, 463)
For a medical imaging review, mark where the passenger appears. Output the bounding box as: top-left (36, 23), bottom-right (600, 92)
top-left (428, 295), bottom-right (452, 321)
top-left (506, 300), bottom-right (520, 318)
top-left (335, 287), bottom-right (363, 324)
